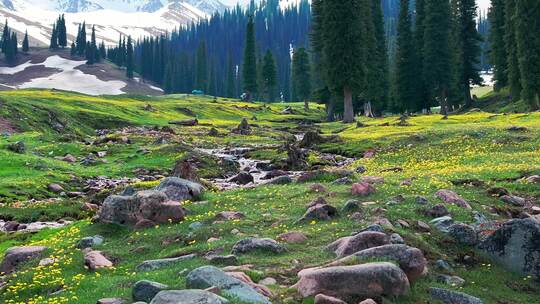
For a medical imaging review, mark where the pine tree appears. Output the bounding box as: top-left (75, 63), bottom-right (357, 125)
top-left (395, 0), bottom-right (417, 112)
top-left (515, 0), bottom-right (540, 109)
top-left (414, 0), bottom-right (431, 110)
top-left (226, 52), bottom-right (236, 98)
top-left (57, 14), bottom-right (67, 48)
top-left (362, 0), bottom-right (382, 117)
top-left (22, 30), bottom-right (29, 53)
top-left (196, 41), bottom-right (208, 91)
top-left (2, 20), bottom-right (10, 54)
top-left (99, 41), bottom-right (106, 59)
top-left (126, 36), bottom-right (134, 79)
top-left (292, 47), bottom-right (312, 110)
top-left (422, 0), bottom-right (453, 115)
top-left (488, 0), bottom-right (508, 91)
top-left (49, 24), bottom-right (58, 49)
top-left (77, 22), bottom-right (87, 56)
top-left (5, 31), bottom-right (17, 63)
top-left (369, 0), bottom-right (390, 112)
top-left (504, 0), bottom-right (522, 101)
top-left (261, 50), bottom-right (278, 102)
top-left (242, 17), bottom-right (258, 101)
top-left (322, 0), bottom-right (368, 123)
top-left (70, 42), bottom-right (76, 56)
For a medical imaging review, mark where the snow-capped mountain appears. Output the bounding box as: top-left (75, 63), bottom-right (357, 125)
top-left (0, 0), bottom-right (208, 46)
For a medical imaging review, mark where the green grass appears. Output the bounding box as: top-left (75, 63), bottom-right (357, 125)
top-left (0, 90), bottom-right (539, 304)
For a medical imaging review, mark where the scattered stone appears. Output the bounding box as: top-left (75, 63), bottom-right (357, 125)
top-left (525, 175), bottom-right (540, 183)
top-left (435, 190), bottom-right (472, 209)
top-left (358, 224), bottom-right (385, 233)
top-left (360, 176), bottom-right (384, 184)
top-left (97, 298), bottom-right (125, 304)
top-left (264, 176), bottom-right (293, 185)
top-left (299, 131), bottom-right (326, 148)
top-left (215, 211), bottom-right (245, 221)
top-left (415, 196), bottom-right (429, 205)
top-left (4, 221), bottom-right (20, 232)
top-left (396, 219), bottom-right (410, 228)
top-left (77, 235), bottom-right (104, 249)
top-left (351, 182), bottom-right (376, 196)
top-left (150, 290), bottom-right (229, 304)
top-left (169, 119), bottom-right (199, 126)
top-left (390, 233), bottom-right (405, 244)
top-left (486, 187), bottom-right (510, 197)
top-left (136, 254), bottom-right (197, 272)
top-left (479, 218), bottom-right (540, 278)
top-left (39, 257), bottom-right (58, 266)
top-left (186, 266), bottom-right (271, 304)
top-left (429, 287), bottom-right (483, 304)
top-left (47, 183), bottom-right (64, 193)
top-left (226, 272), bottom-right (274, 298)
top-left (401, 178), bottom-right (413, 186)
top-left (358, 299), bottom-right (377, 304)
top-left (507, 126), bottom-right (527, 132)
top-left (448, 223), bottom-right (478, 245)
top-left (425, 204), bottom-right (450, 218)
top-left (437, 274), bottom-right (466, 287)
top-left (373, 218), bottom-right (394, 229)
top-left (500, 195), bottom-right (526, 206)
top-left (154, 177), bottom-right (204, 201)
top-left (189, 222), bottom-right (203, 230)
top-left (293, 262), bottom-right (410, 299)
top-left (135, 219), bottom-right (157, 230)
top-left (208, 128), bottom-right (220, 137)
top-left (62, 154), bottom-right (77, 163)
top-left (133, 280), bottom-right (169, 302)
top-left (229, 171), bottom-right (254, 185)
top-left (310, 183), bottom-right (327, 193)
top-left (258, 278), bottom-right (277, 286)
top-left (342, 200), bottom-right (361, 213)
top-left (277, 231), bottom-right (308, 244)
top-left (231, 238), bottom-right (286, 255)
top-left (206, 255), bottom-right (239, 266)
top-left (298, 203), bottom-right (338, 222)
top-left (84, 250), bottom-right (113, 270)
top-left (356, 166), bottom-right (367, 174)
top-left (7, 141), bottom-right (25, 153)
top-left (327, 231), bottom-right (390, 258)
top-left (435, 259), bottom-right (453, 272)
top-left (430, 216), bottom-right (455, 233)
top-left (331, 177), bottom-right (353, 185)
top-left (0, 246), bottom-right (48, 273)
top-left (232, 118), bottom-right (251, 135)
top-left (417, 221), bottom-right (431, 232)
top-left (314, 294), bottom-right (346, 304)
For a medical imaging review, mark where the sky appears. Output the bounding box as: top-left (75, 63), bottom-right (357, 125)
top-left (221, 0), bottom-right (492, 10)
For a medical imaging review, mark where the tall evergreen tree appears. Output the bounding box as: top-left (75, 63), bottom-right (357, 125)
top-left (76, 22), bottom-right (87, 56)
top-left (504, 0), bottom-right (522, 101)
top-left (22, 30), bottom-right (29, 53)
top-left (515, 0), bottom-right (540, 109)
top-left (488, 0), bottom-right (508, 91)
top-left (394, 0), bottom-right (417, 112)
top-left (261, 50), bottom-right (278, 102)
top-left (1, 20), bottom-right (9, 54)
top-left (322, 0), bottom-right (368, 123)
top-left (422, 0), bottom-right (453, 115)
top-left (292, 47), bottom-right (312, 110)
top-left (369, 0), bottom-right (390, 112)
top-left (242, 17), bottom-right (258, 101)
top-left (57, 14), bottom-right (67, 48)
top-left (226, 52), bottom-right (236, 98)
top-left (49, 24), bottom-right (58, 49)
top-left (414, 0), bottom-right (431, 110)
top-left (196, 41), bottom-right (208, 91)
top-left (70, 42), bottom-right (76, 56)
top-left (126, 36), bottom-right (134, 79)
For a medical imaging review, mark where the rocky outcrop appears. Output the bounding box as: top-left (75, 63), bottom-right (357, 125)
top-left (435, 190), bottom-right (472, 209)
top-left (133, 280), bottom-right (168, 302)
top-left (84, 250), bottom-right (113, 270)
top-left (154, 177), bottom-right (204, 201)
top-left (327, 231), bottom-right (390, 258)
top-left (0, 246), bottom-right (48, 273)
top-left (293, 262), bottom-right (410, 299)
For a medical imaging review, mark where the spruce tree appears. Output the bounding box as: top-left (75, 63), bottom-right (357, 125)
top-left (226, 52), bottom-right (236, 98)
top-left (2, 20), bottom-right (10, 54)
top-left (292, 47), bottom-right (312, 110)
top-left (261, 50), bottom-right (278, 102)
top-left (76, 22), bottom-right (87, 56)
top-left (70, 42), bottom-right (76, 56)
top-left (515, 0), bottom-right (540, 109)
top-left (414, 0), bottom-right (430, 110)
top-left (488, 0), bottom-right (508, 91)
top-left (196, 41), bottom-right (208, 91)
top-left (99, 41), bottom-right (106, 60)
top-left (322, 0), bottom-right (367, 123)
top-left (422, 0), bottom-right (453, 115)
top-left (57, 14), bottom-right (67, 48)
top-left (504, 0), bottom-right (522, 101)
top-left (395, 0), bottom-right (417, 112)
top-left (126, 36), bottom-right (134, 79)
top-left (49, 24), bottom-right (58, 49)
top-left (22, 30), bottom-right (29, 53)
top-left (242, 17), bottom-right (258, 101)
top-left (90, 26), bottom-right (99, 63)
top-left (370, 0), bottom-right (390, 112)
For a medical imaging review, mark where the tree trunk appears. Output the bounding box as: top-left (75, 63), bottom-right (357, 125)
top-left (343, 87), bottom-right (355, 123)
top-left (440, 87), bottom-right (448, 116)
top-left (463, 82), bottom-right (473, 108)
top-left (326, 100), bottom-right (335, 122)
top-left (364, 101), bottom-right (374, 118)
top-left (304, 99), bottom-right (309, 111)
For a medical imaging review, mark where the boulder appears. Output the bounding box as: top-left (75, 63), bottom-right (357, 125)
top-left (186, 266), bottom-right (271, 304)
top-left (332, 244), bottom-right (426, 282)
top-left (327, 231), bottom-right (390, 258)
top-left (229, 171), bottom-right (254, 185)
top-left (360, 176), bottom-right (384, 184)
top-left (264, 176), bottom-right (293, 185)
top-left (226, 272), bottom-right (274, 298)
top-left (447, 223), bottom-right (478, 245)
top-left (479, 218), bottom-right (540, 278)
top-left (84, 250), bottom-right (113, 270)
top-left (0, 246), bottom-right (48, 273)
top-left (215, 211), bottom-right (245, 221)
top-left (428, 287), bottom-right (483, 304)
top-left (500, 195), bottom-right (526, 207)
top-left (430, 216), bottom-right (455, 233)
top-left (97, 298), bottom-right (125, 304)
top-left (154, 177), bottom-right (204, 201)
top-left (425, 204), bottom-right (450, 218)
top-left (99, 195), bottom-right (140, 225)
top-left (351, 182), bottom-right (376, 196)
top-left (435, 190), bottom-right (471, 209)
top-left (277, 231), bottom-right (308, 244)
top-left (298, 203), bottom-right (338, 222)
top-left (47, 183), bottom-right (64, 193)
top-left (231, 238), bottom-right (286, 255)
top-left (133, 280), bottom-right (169, 302)
top-left (7, 141), bottom-right (25, 153)
top-left (525, 175), bottom-right (540, 183)
top-left (342, 200), bottom-right (361, 213)
top-left (415, 196), bottom-right (429, 205)
top-left (150, 290), bottom-right (229, 304)
top-left (62, 154), bottom-right (77, 163)
top-left (390, 233), bottom-right (405, 244)
top-left (136, 254), bottom-right (196, 272)
top-left (206, 255), bottom-right (239, 266)
top-left (314, 294), bottom-right (347, 304)
top-left (310, 183), bottom-right (327, 193)
top-left (359, 300), bottom-right (377, 304)
top-left (293, 262), bottom-right (410, 299)
top-left (77, 235), bottom-right (104, 249)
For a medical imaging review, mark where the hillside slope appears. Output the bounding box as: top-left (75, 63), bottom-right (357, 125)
top-left (0, 90), bottom-right (539, 304)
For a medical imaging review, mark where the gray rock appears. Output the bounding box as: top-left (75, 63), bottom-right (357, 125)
top-left (430, 216), bottom-right (455, 232)
top-left (206, 255), bottom-right (239, 266)
top-left (186, 266), bottom-right (271, 304)
top-left (97, 298), bottom-right (125, 304)
top-left (327, 232), bottom-right (390, 258)
top-left (447, 223), bottom-right (478, 245)
top-left (501, 195), bottom-right (526, 206)
top-left (229, 171), bottom-right (254, 185)
top-left (76, 235), bottom-right (104, 249)
top-left (189, 222), bottom-right (203, 230)
top-left (354, 224), bottom-right (385, 234)
top-left (47, 183), bottom-right (64, 193)
top-left (7, 141), bottom-right (25, 153)
top-left (415, 196), bottom-right (429, 205)
top-left (426, 204), bottom-right (450, 218)
top-left (264, 175), bottom-right (293, 185)
top-left (436, 274), bottom-right (466, 287)
top-left (479, 218), bottom-right (540, 278)
top-left (390, 233), bottom-right (405, 244)
top-left (298, 203), bottom-right (338, 222)
top-left (136, 254), bottom-right (196, 272)
top-left (133, 280), bottom-right (168, 302)
top-left (232, 238), bottom-right (286, 255)
top-left (434, 259), bottom-right (453, 272)
top-left (429, 287), bottom-right (483, 304)
top-left (341, 200), bottom-right (361, 213)
top-left (150, 290), bottom-right (229, 304)
top-left (154, 177), bottom-right (204, 201)
top-left (0, 246), bottom-right (48, 273)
